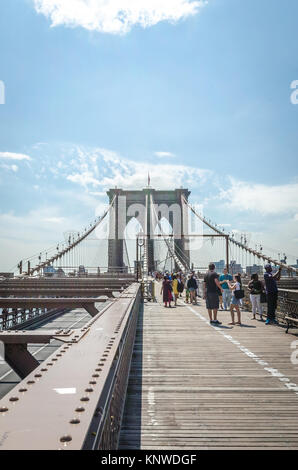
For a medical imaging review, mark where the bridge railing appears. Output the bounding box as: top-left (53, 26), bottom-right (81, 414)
top-left (0, 284), bottom-right (142, 450)
top-left (94, 287), bottom-right (141, 449)
top-left (0, 307), bottom-right (68, 331)
top-left (242, 284), bottom-right (298, 324)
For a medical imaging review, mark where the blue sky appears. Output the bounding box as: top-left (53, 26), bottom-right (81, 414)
top-left (0, 0), bottom-right (297, 271)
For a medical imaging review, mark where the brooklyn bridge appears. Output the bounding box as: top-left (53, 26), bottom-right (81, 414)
top-left (0, 186), bottom-right (297, 450)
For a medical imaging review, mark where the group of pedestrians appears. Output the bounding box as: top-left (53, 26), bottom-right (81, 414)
top-left (202, 263), bottom-right (282, 326)
top-left (160, 272), bottom-right (186, 307)
top-left (202, 263), bottom-right (244, 325)
top-left (157, 262), bottom-right (282, 325)
top-left (160, 271), bottom-right (201, 308)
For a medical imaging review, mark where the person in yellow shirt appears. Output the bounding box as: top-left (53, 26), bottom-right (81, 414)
top-left (172, 274), bottom-right (179, 306)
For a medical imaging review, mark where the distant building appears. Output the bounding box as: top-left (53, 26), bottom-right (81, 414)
top-left (229, 260), bottom-right (243, 275)
top-left (246, 264), bottom-right (263, 276)
top-left (212, 260), bottom-right (243, 275)
top-left (213, 260), bottom-right (226, 272)
top-left (43, 265), bottom-right (56, 277)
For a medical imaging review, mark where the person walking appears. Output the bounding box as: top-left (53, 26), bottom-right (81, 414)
top-left (248, 273), bottom-right (263, 321)
top-left (185, 275), bottom-right (191, 303)
top-left (227, 274), bottom-right (243, 325)
top-left (160, 275), bottom-right (173, 308)
top-left (264, 264), bottom-right (282, 325)
top-left (219, 268), bottom-right (233, 310)
top-left (187, 273), bottom-right (198, 305)
top-left (203, 263), bottom-right (223, 325)
top-left (177, 273), bottom-right (185, 298)
top-left (172, 274), bottom-right (179, 306)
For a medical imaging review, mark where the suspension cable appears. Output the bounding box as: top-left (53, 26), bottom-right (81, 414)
top-left (182, 195), bottom-right (298, 275)
top-left (150, 194), bottom-right (187, 272)
top-left (21, 195), bottom-right (116, 276)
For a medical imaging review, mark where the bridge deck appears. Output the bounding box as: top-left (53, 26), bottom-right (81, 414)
top-left (119, 285), bottom-right (298, 450)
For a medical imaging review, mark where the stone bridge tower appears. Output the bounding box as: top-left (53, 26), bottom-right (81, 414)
top-left (107, 187), bottom-right (191, 273)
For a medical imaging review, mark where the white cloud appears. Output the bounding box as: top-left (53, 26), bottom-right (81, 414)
top-left (33, 0), bottom-right (205, 34)
top-left (154, 151), bottom-right (176, 158)
top-left (43, 217), bottom-right (66, 224)
top-left (67, 171), bottom-right (101, 187)
top-left (219, 178), bottom-right (298, 216)
top-left (0, 163), bottom-right (18, 172)
top-left (64, 146), bottom-right (212, 191)
top-left (0, 152), bottom-right (32, 161)
top-left (0, 207), bottom-right (83, 271)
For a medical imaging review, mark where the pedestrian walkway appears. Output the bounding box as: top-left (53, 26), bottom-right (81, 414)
top-left (119, 285), bottom-right (298, 449)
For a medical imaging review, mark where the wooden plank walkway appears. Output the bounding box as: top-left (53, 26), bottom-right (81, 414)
top-left (119, 284), bottom-right (298, 449)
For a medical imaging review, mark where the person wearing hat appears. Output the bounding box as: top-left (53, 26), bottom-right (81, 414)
top-left (264, 264), bottom-right (282, 324)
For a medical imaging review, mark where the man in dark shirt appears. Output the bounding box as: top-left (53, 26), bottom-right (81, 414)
top-left (264, 264), bottom-right (282, 324)
top-left (187, 273), bottom-right (198, 304)
top-left (203, 263), bottom-right (223, 325)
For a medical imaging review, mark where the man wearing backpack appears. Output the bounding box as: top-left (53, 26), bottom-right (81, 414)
top-left (187, 273), bottom-right (198, 305)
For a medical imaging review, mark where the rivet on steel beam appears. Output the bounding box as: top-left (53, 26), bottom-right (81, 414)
top-left (9, 397), bottom-right (19, 402)
top-left (75, 407), bottom-right (85, 413)
top-left (85, 388), bottom-right (94, 393)
top-left (60, 435), bottom-right (72, 443)
top-left (41, 368), bottom-right (48, 372)
top-left (47, 363), bottom-right (53, 366)
top-left (80, 396), bottom-right (90, 402)
top-left (27, 380), bottom-right (35, 385)
top-left (0, 407), bottom-right (8, 413)
top-left (34, 374), bottom-right (42, 378)
top-left (92, 374), bottom-right (99, 378)
top-left (19, 388), bottom-right (27, 393)
top-left (70, 419), bottom-right (80, 424)
top-left (89, 381), bottom-right (96, 385)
